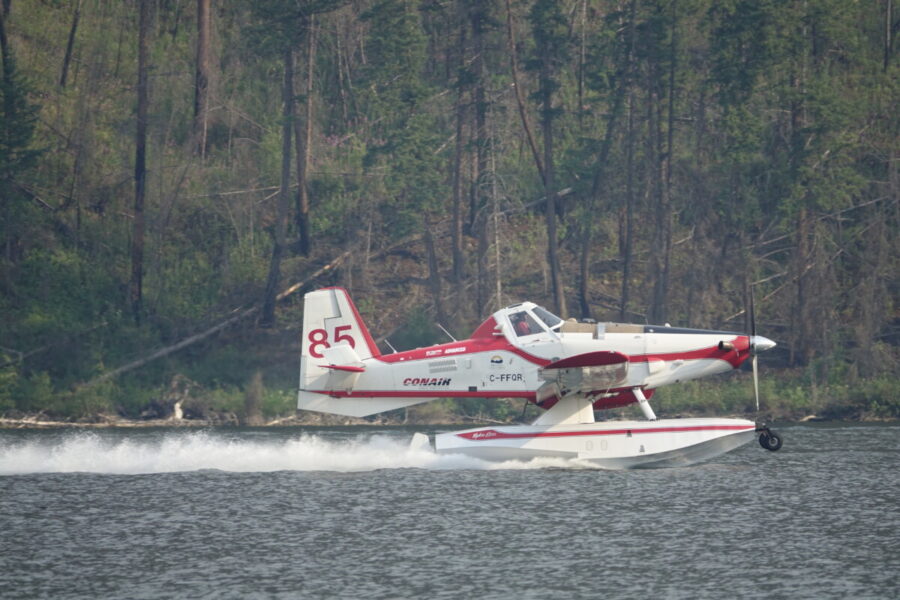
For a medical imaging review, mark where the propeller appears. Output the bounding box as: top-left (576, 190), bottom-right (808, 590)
top-left (746, 284), bottom-right (776, 410)
top-left (747, 283), bottom-right (784, 451)
top-left (749, 284), bottom-right (759, 412)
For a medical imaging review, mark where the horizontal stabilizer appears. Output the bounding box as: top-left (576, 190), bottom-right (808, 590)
top-left (319, 364), bottom-right (365, 373)
top-left (321, 343), bottom-right (363, 367)
top-left (305, 343), bottom-right (367, 392)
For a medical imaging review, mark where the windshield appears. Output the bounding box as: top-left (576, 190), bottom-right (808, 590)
top-left (532, 306), bottom-right (562, 330)
top-left (509, 311), bottom-right (542, 337)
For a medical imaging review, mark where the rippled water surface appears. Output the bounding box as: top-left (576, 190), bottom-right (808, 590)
top-left (1, 423), bottom-right (898, 599)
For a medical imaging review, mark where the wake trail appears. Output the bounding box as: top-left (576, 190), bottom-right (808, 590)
top-left (0, 430), bottom-right (585, 475)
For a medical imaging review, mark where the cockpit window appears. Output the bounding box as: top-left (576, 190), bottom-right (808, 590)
top-left (509, 311), bottom-right (542, 337)
top-left (532, 306), bottom-right (562, 330)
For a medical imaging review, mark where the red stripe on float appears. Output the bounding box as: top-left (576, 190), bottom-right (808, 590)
top-left (456, 424), bottom-right (755, 441)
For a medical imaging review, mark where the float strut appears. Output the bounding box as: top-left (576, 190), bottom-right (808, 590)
top-left (634, 388), bottom-right (657, 421)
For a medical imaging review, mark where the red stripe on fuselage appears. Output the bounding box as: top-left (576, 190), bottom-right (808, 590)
top-left (631, 345), bottom-right (750, 369)
top-left (308, 389), bottom-right (539, 400)
top-left (374, 337), bottom-right (552, 366)
top-left (373, 335), bottom-right (749, 370)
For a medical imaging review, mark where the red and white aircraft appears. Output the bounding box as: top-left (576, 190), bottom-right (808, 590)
top-left (298, 287), bottom-right (782, 468)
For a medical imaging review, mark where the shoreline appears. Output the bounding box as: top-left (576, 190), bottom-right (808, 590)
top-left (0, 413), bottom-right (512, 429)
top-left (0, 412), bottom-right (890, 430)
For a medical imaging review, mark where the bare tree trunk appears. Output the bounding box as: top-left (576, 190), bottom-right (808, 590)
top-left (646, 48), bottom-right (672, 326)
top-left (0, 3), bottom-right (7, 80)
top-left (619, 0), bottom-right (637, 322)
top-left (541, 61), bottom-right (566, 319)
top-left (241, 371), bottom-right (265, 426)
top-left (193, 0), bottom-right (210, 157)
top-left (471, 3), bottom-right (491, 316)
top-left (504, 0), bottom-right (544, 184)
top-left (475, 210), bottom-right (489, 317)
top-left (578, 66), bottom-right (627, 319)
top-left (790, 208), bottom-right (810, 365)
top-left (335, 14), bottom-right (349, 124)
top-left (450, 11), bottom-right (466, 283)
top-left (620, 91), bottom-right (635, 322)
top-left (489, 108), bottom-right (503, 308)
top-left (131, 0), bottom-right (150, 324)
top-left (59, 0), bottom-right (81, 88)
top-left (653, 0), bottom-right (678, 325)
top-left (577, 0), bottom-right (586, 125)
top-left (424, 220), bottom-right (445, 324)
top-left (886, 0), bottom-right (894, 71)
top-left (261, 46), bottom-right (294, 327)
top-left (293, 15), bottom-right (315, 256)
top-left (0, 0), bottom-right (12, 270)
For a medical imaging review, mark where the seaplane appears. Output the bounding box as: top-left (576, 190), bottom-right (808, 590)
top-left (297, 287), bottom-right (783, 469)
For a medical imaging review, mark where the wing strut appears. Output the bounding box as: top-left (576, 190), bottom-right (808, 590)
top-left (634, 388), bottom-right (657, 421)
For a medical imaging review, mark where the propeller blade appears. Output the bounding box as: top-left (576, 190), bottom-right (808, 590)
top-left (749, 283), bottom-right (757, 354)
top-left (749, 282), bottom-right (760, 412)
top-left (752, 353), bottom-right (760, 412)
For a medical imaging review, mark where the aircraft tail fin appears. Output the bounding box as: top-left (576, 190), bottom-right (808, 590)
top-left (299, 287), bottom-right (380, 391)
top-left (297, 287), bottom-right (435, 418)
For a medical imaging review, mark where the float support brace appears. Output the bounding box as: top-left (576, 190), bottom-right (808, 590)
top-left (634, 387), bottom-right (657, 421)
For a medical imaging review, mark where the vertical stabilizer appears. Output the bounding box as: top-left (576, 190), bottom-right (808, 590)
top-left (299, 287), bottom-right (380, 391)
top-left (297, 287), bottom-right (437, 418)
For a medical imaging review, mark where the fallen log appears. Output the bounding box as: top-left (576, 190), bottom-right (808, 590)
top-left (77, 251), bottom-right (351, 388)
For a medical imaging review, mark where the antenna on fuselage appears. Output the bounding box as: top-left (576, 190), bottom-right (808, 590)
top-left (436, 323), bottom-right (457, 342)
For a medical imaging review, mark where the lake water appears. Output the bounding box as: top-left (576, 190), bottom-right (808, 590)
top-left (1, 423), bottom-right (897, 599)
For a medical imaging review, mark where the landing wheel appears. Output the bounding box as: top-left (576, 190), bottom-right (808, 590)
top-left (758, 429), bottom-right (783, 452)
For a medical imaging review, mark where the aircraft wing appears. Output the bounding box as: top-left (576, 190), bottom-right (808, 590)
top-left (537, 351), bottom-right (630, 404)
top-left (542, 351), bottom-right (628, 370)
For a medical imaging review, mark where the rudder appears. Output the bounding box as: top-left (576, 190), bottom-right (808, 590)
top-left (299, 287), bottom-right (380, 392)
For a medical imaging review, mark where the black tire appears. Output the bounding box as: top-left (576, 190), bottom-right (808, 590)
top-left (759, 430), bottom-right (783, 452)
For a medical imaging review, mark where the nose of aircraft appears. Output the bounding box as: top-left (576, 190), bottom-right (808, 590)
top-left (751, 335), bottom-right (776, 352)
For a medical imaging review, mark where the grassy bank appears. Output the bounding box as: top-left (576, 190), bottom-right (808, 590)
top-left (646, 371), bottom-right (900, 421)
top-left (2, 368), bottom-right (897, 427)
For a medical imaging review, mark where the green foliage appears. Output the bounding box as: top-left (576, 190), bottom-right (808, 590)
top-left (526, 0), bottom-right (569, 113)
top-left (261, 387), bottom-right (296, 418)
top-left (390, 308), bottom-right (443, 351)
top-left (708, 0), bottom-right (780, 105)
top-left (13, 371), bottom-right (55, 414)
top-left (0, 42), bottom-right (40, 183)
top-left (0, 364), bottom-right (16, 412)
top-left (111, 382), bottom-right (159, 419)
top-left (654, 369), bottom-right (900, 422)
top-left (360, 0), bottom-right (430, 109)
top-left (69, 382), bottom-right (114, 419)
top-left (358, 0), bottom-right (445, 240)
top-left (203, 386), bottom-right (244, 416)
top-left (0, 0), bottom-right (894, 424)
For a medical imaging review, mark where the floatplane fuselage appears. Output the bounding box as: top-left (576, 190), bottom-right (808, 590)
top-left (297, 287), bottom-right (780, 469)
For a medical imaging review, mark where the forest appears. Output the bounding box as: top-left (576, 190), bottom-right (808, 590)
top-left (0, 0), bottom-right (897, 425)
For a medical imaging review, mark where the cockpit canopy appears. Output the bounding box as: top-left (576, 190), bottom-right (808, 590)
top-left (503, 303), bottom-right (562, 337)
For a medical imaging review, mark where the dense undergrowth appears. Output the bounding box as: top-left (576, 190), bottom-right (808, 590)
top-left (1, 1), bottom-right (897, 424)
top-left (3, 364), bottom-right (897, 424)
